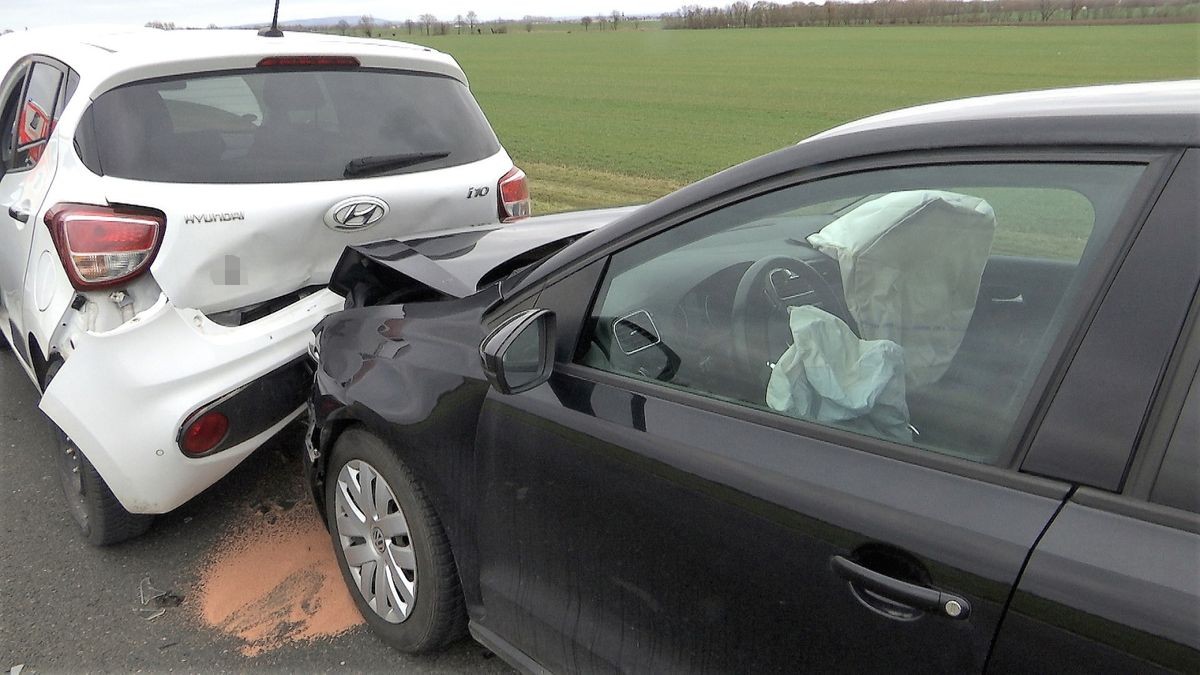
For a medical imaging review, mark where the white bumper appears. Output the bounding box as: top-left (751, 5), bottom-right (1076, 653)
top-left (39, 289), bottom-right (344, 514)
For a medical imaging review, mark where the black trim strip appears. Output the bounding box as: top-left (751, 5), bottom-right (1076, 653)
top-left (176, 357), bottom-right (313, 458)
top-left (1073, 487), bottom-right (1200, 535)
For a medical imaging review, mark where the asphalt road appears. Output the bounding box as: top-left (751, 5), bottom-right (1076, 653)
top-left (0, 347), bottom-right (510, 674)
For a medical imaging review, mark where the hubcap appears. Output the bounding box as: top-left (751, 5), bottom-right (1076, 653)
top-left (334, 459), bottom-right (416, 623)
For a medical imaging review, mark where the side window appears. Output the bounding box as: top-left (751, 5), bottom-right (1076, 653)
top-left (578, 163), bottom-right (1146, 465)
top-left (14, 62), bottom-right (63, 169)
top-left (1150, 365), bottom-right (1199, 514)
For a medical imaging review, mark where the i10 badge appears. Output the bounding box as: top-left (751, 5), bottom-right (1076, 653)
top-left (325, 196), bottom-right (390, 232)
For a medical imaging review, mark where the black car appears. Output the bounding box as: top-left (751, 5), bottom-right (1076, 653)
top-left (307, 82), bottom-right (1199, 673)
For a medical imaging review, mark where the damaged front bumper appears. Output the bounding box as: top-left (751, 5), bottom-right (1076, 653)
top-left (39, 289), bottom-right (344, 514)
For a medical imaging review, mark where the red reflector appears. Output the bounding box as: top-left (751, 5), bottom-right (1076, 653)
top-left (498, 166), bottom-right (531, 223)
top-left (44, 203), bottom-right (165, 290)
top-left (257, 55), bottom-right (360, 67)
top-left (182, 412), bottom-right (230, 456)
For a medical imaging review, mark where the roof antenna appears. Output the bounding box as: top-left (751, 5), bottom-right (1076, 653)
top-left (258, 0), bottom-right (284, 37)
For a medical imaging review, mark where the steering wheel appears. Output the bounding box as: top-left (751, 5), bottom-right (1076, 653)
top-left (731, 255), bottom-right (853, 380)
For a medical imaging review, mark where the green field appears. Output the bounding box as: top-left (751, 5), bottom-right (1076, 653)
top-left (393, 25), bottom-right (1198, 213)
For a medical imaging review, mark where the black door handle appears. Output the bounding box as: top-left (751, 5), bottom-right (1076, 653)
top-left (7, 203), bottom-right (29, 223)
top-left (831, 555), bottom-right (971, 620)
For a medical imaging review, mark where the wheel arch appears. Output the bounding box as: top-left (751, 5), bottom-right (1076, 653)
top-left (316, 412), bottom-right (448, 513)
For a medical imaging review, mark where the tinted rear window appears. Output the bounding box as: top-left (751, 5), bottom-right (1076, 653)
top-left (76, 68), bottom-right (500, 183)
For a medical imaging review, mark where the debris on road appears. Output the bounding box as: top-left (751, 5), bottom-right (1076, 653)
top-left (138, 576), bottom-right (164, 606)
top-left (136, 576), bottom-right (184, 620)
top-left (136, 608), bottom-right (167, 621)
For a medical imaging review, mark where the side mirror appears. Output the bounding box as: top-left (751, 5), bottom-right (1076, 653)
top-left (480, 309), bottom-right (556, 395)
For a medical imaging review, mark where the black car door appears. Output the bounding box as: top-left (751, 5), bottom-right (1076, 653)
top-left (472, 153), bottom-right (1177, 673)
top-left (989, 151), bottom-right (1200, 673)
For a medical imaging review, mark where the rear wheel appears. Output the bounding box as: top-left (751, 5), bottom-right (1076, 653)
top-left (44, 362), bottom-right (153, 545)
top-left (325, 428), bottom-right (466, 653)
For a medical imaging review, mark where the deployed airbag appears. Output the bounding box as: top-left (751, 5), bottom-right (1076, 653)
top-left (766, 306), bottom-right (911, 442)
top-left (808, 190), bottom-right (995, 389)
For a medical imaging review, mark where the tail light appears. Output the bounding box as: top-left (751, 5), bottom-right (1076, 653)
top-left (497, 167), bottom-right (531, 222)
top-left (181, 411), bottom-right (230, 457)
top-left (45, 203), bottom-right (165, 290)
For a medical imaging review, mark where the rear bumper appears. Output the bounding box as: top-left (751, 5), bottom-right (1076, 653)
top-left (39, 289), bottom-right (344, 514)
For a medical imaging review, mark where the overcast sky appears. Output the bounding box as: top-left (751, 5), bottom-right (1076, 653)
top-left (1, 1), bottom-right (687, 30)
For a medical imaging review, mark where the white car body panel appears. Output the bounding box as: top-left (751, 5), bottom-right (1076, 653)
top-left (1, 128), bottom-right (67, 373)
top-left (0, 27), bottom-right (521, 515)
top-left (18, 134), bottom-right (101, 364)
top-left (39, 289), bottom-right (344, 513)
top-left (106, 151), bottom-right (513, 314)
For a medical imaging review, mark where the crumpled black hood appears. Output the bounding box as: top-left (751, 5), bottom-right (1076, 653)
top-left (329, 206), bottom-right (638, 305)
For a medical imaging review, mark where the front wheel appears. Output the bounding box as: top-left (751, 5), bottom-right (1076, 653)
top-left (325, 428), bottom-right (466, 653)
top-left (45, 362), bottom-right (153, 545)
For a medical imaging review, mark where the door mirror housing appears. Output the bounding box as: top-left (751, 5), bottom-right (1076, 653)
top-left (480, 309), bottom-right (556, 395)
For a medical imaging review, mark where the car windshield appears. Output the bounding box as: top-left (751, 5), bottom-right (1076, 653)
top-left (75, 68), bottom-right (501, 184)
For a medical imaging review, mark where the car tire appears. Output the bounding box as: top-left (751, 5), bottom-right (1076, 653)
top-left (44, 361), bottom-right (154, 546)
top-left (325, 428), bottom-right (467, 653)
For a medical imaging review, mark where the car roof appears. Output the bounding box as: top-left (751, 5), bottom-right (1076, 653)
top-left (808, 80), bottom-right (1200, 143)
top-left (514, 80), bottom-right (1200, 296)
top-left (0, 26), bottom-right (466, 91)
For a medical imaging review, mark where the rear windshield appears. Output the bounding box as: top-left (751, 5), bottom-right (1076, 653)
top-left (75, 68), bottom-right (501, 183)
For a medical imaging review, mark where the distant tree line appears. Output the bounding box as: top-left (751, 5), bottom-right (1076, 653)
top-left (313, 9), bottom-right (646, 37)
top-left (662, 0), bottom-right (1197, 28)
top-left (139, 8), bottom-right (652, 37)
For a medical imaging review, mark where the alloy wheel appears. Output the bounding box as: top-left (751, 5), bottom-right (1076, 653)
top-left (334, 459), bottom-right (417, 623)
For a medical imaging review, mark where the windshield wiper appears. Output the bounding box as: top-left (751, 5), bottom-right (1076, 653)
top-left (344, 151), bottom-right (451, 178)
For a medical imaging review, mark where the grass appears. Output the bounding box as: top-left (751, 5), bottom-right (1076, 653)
top-left (518, 162), bottom-right (682, 214)
top-left (388, 24), bottom-right (1198, 215)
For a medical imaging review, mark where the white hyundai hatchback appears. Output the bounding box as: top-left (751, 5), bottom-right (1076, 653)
top-left (0, 26), bottom-right (529, 544)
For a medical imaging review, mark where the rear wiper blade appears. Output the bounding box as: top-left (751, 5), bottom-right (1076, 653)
top-left (344, 151), bottom-right (451, 178)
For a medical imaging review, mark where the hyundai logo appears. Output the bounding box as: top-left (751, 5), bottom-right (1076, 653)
top-left (325, 196), bottom-right (389, 232)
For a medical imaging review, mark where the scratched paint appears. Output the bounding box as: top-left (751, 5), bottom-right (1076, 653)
top-left (191, 501), bottom-right (363, 656)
